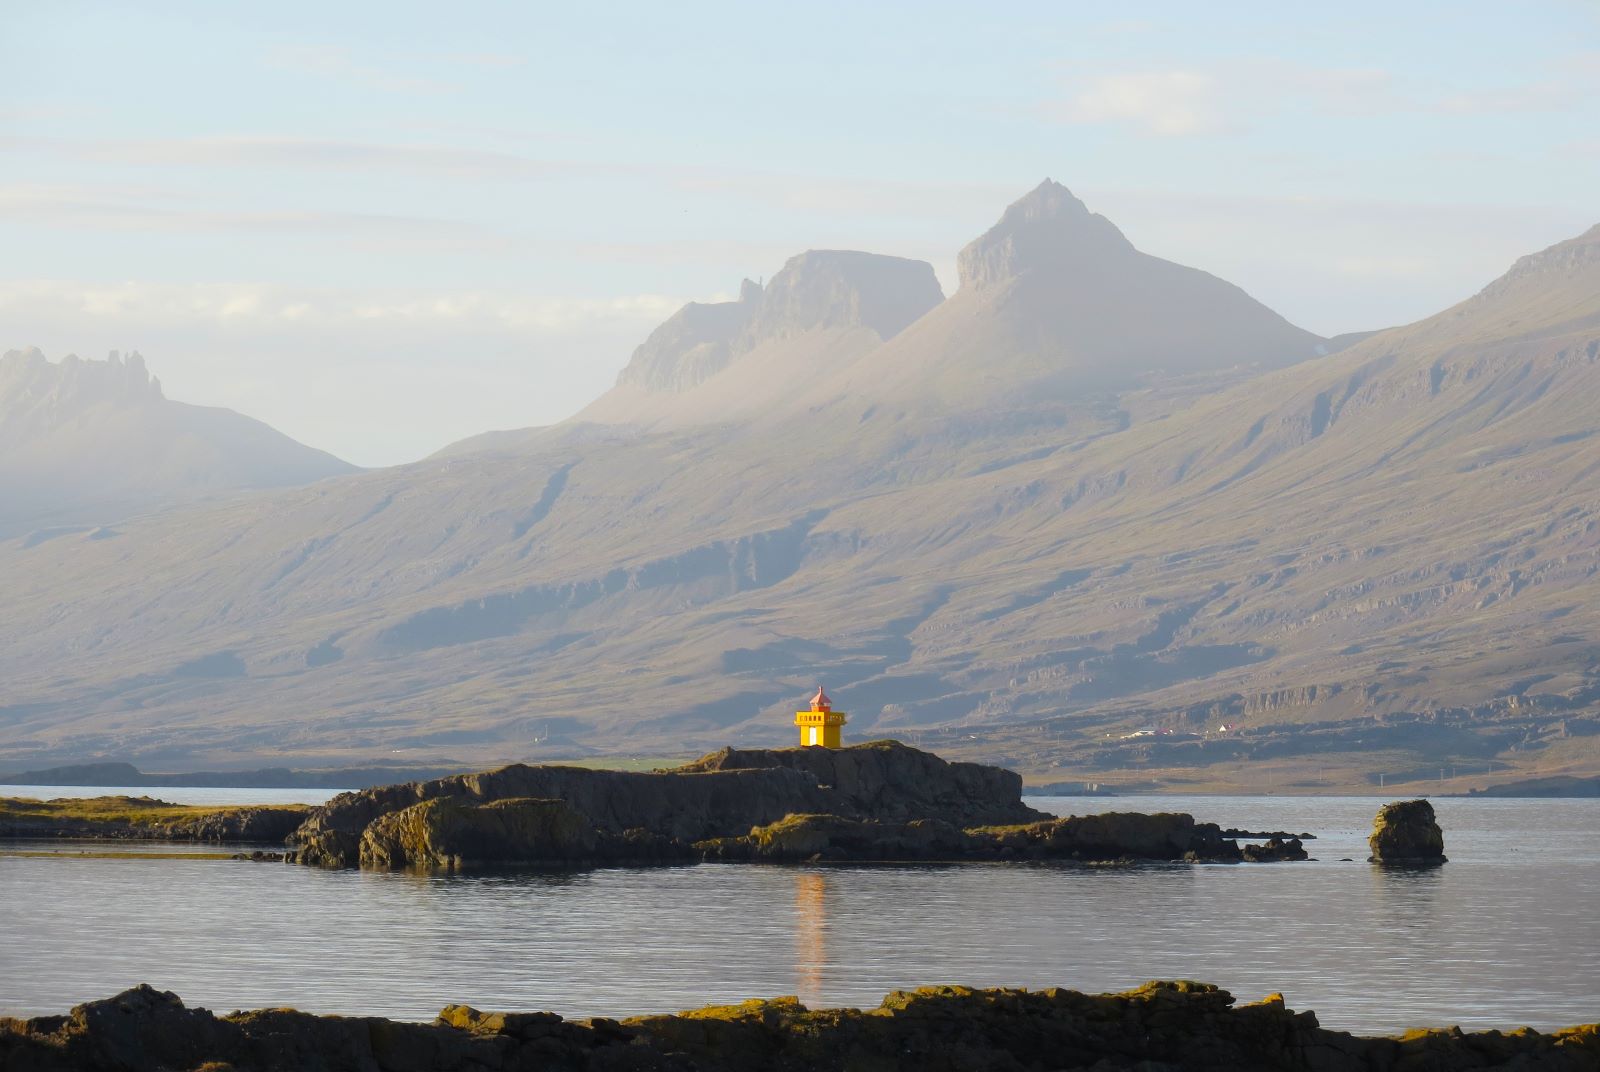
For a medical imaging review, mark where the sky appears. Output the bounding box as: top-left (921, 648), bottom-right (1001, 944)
top-left (2, 2), bottom-right (1597, 466)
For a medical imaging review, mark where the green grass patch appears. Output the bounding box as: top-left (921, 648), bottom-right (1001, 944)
top-left (0, 795), bottom-right (311, 827)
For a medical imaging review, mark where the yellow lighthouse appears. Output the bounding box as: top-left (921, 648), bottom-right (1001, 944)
top-left (795, 685), bottom-right (847, 748)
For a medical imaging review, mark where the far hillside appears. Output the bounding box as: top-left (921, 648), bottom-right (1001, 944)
top-left (0, 349), bottom-right (356, 539)
top-left (1, 188), bottom-right (1597, 796)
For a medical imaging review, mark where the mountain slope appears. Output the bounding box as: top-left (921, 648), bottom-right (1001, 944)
top-left (800, 180), bottom-right (1326, 418)
top-left (0, 193), bottom-right (1596, 794)
top-left (0, 349), bottom-right (356, 537)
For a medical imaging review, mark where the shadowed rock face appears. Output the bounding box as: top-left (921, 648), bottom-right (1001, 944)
top-left (359, 797), bottom-right (601, 869)
top-left (1367, 798), bottom-right (1447, 864)
top-left (6, 982), bottom-right (1597, 1072)
top-left (291, 741), bottom-right (1048, 868)
top-left (357, 796), bottom-right (696, 869)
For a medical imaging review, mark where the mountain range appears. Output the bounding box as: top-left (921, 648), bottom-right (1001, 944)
top-left (0, 348), bottom-right (354, 539)
top-left (2, 181), bottom-right (1597, 793)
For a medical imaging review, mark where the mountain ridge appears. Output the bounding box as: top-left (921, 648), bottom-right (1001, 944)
top-left (0, 348), bottom-right (356, 538)
top-left (2, 186), bottom-right (1597, 795)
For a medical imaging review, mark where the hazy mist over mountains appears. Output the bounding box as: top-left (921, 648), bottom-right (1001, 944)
top-left (3, 182), bottom-right (1599, 792)
top-left (0, 348), bottom-right (354, 539)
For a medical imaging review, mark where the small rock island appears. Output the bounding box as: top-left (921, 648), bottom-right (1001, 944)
top-left (1368, 799), bottom-right (1448, 865)
top-left (289, 738), bottom-right (1305, 870)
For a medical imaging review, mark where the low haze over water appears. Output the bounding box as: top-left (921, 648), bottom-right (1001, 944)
top-left (3, 793), bottom-right (1594, 1034)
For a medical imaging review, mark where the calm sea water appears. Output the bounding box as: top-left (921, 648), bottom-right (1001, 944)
top-left (1, 791), bottom-right (1595, 1034)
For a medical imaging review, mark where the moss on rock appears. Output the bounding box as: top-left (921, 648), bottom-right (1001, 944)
top-left (1368, 799), bottom-right (1447, 865)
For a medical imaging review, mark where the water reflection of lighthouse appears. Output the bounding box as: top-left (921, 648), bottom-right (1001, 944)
top-left (793, 870), bottom-right (829, 1006)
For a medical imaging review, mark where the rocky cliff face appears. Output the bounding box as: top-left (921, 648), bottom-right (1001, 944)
top-left (614, 282), bottom-right (761, 392)
top-left (738, 250), bottom-right (942, 348)
top-left (292, 741), bottom-right (1046, 868)
top-left (0, 349), bottom-right (164, 433)
top-left (6, 981), bottom-right (1597, 1072)
top-left (613, 251), bottom-right (942, 394)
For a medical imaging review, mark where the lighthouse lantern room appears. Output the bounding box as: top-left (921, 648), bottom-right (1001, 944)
top-left (795, 685), bottom-right (847, 748)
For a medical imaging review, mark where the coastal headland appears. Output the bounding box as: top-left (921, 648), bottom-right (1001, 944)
top-left (4, 981), bottom-right (1595, 1072)
top-left (0, 795), bottom-right (307, 843)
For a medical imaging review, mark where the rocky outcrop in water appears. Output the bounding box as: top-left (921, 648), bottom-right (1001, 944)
top-left (1241, 836), bottom-right (1309, 863)
top-left (1368, 798), bottom-right (1447, 865)
top-left (292, 741), bottom-right (1049, 868)
top-left (699, 810), bottom-right (1259, 864)
top-left (4, 982), bottom-right (1596, 1072)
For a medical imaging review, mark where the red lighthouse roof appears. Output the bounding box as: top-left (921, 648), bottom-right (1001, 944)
top-left (810, 685), bottom-right (832, 712)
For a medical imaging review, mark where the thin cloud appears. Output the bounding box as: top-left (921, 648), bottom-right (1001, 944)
top-left (1051, 61), bottom-right (1400, 135)
top-left (0, 280), bottom-right (682, 333)
top-left (1061, 71), bottom-right (1227, 137)
top-left (0, 184), bottom-right (505, 248)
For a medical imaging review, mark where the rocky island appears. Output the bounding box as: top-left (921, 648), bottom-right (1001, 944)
top-left (289, 740), bottom-right (1306, 869)
top-left (1367, 798), bottom-right (1448, 865)
top-left (3, 981), bottom-right (1594, 1071)
top-left (0, 742), bottom-right (1311, 867)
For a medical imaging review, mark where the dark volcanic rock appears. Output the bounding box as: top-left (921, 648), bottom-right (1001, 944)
top-left (1368, 798), bottom-right (1447, 865)
top-left (5, 981), bottom-right (1598, 1072)
top-left (292, 740), bottom-right (1048, 868)
top-left (701, 810), bottom-right (1250, 864)
top-left (1241, 837), bottom-right (1309, 863)
top-left (677, 740), bottom-right (1041, 827)
top-left (355, 796), bottom-right (681, 870)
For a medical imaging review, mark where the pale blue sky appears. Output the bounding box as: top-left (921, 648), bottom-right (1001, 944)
top-left (3, 2), bottom-right (1597, 464)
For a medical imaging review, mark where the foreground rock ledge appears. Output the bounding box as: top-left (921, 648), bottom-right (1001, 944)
top-left (3, 981), bottom-right (1594, 1071)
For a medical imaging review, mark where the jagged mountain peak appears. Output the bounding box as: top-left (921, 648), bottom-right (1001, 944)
top-left (0, 347), bottom-right (354, 536)
top-left (1003, 178), bottom-right (1090, 223)
top-left (614, 250), bottom-right (942, 394)
top-left (957, 179), bottom-right (1134, 290)
top-left (0, 348), bottom-right (165, 424)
